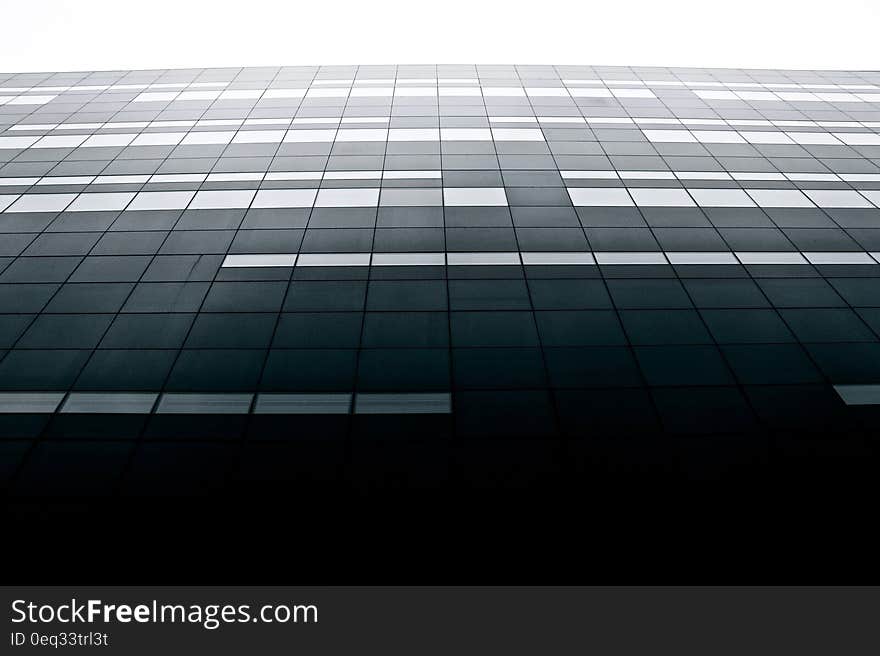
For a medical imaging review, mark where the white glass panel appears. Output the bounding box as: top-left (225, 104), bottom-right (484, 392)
top-left (688, 188), bottom-right (756, 207)
top-left (314, 188), bottom-right (380, 207)
top-left (66, 192), bottom-right (135, 212)
top-left (126, 191), bottom-right (195, 211)
top-left (629, 188), bottom-right (695, 207)
top-left (567, 188), bottom-right (633, 206)
top-left (189, 189), bottom-right (256, 209)
top-left (442, 187), bottom-right (508, 206)
top-left (746, 189), bottom-right (815, 207)
top-left (5, 193), bottom-right (76, 212)
top-left (251, 189), bottom-right (317, 208)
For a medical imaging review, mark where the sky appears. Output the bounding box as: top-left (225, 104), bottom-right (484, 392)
top-left (1, 0), bottom-right (879, 73)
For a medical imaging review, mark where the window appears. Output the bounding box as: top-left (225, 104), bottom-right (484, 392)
top-left (176, 90), bottom-right (220, 101)
top-left (694, 89), bottom-right (738, 100)
top-left (156, 393), bottom-right (253, 414)
top-left (0, 136), bottom-right (39, 149)
top-left (262, 89), bottom-right (306, 99)
top-left (521, 252), bottom-right (595, 265)
top-left (5, 193), bottom-right (76, 213)
top-left (222, 254), bottom-right (297, 268)
top-left (7, 95), bottom-right (56, 105)
top-left (254, 393), bottom-right (351, 414)
top-left (735, 252), bottom-right (807, 264)
top-left (296, 253), bottom-right (371, 266)
top-left (130, 132), bottom-right (185, 146)
top-left (351, 87), bottom-right (393, 97)
top-left (335, 129), bottom-right (388, 142)
top-left (218, 89), bottom-right (263, 100)
top-left (612, 88), bottom-right (656, 98)
top-left (567, 188), bottom-right (633, 206)
top-left (388, 129), bottom-right (440, 142)
top-left (569, 88), bottom-right (612, 97)
top-left (439, 87), bottom-right (481, 97)
top-left (371, 253), bottom-right (445, 266)
top-left (803, 190), bottom-right (873, 208)
top-left (617, 173), bottom-right (674, 183)
top-left (314, 188), bottom-right (380, 207)
top-left (643, 129), bottom-right (697, 143)
top-left (446, 252), bottom-right (520, 265)
top-left (688, 188), bottom-right (756, 207)
top-left (833, 133), bottom-right (880, 146)
top-left (380, 189), bottom-right (443, 207)
top-left (738, 91), bottom-right (778, 101)
top-left (629, 188), bottom-right (695, 207)
top-left (252, 189), bottom-right (317, 208)
top-left (803, 252), bottom-right (874, 264)
top-left (0, 195), bottom-right (20, 212)
top-left (61, 392), bottom-right (157, 414)
top-left (666, 252), bottom-right (738, 264)
top-left (443, 187), bottom-right (508, 206)
top-left (180, 131), bottom-right (235, 145)
top-left (739, 131), bottom-right (795, 144)
top-left (66, 192), bottom-right (136, 212)
top-left (692, 130), bottom-right (746, 144)
top-left (305, 88), bottom-right (349, 98)
top-left (232, 130), bottom-right (285, 144)
top-left (482, 87), bottom-right (525, 96)
top-left (746, 189), bottom-right (815, 208)
top-left (594, 252), bottom-right (667, 264)
top-left (860, 190), bottom-right (880, 207)
top-left (440, 128), bottom-right (491, 141)
top-left (526, 87), bottom-right (569, 97)
top-left (189, 189), bottom-right (256, 209)
top-left (787, 132), bottom-right (842, 145)
top-left (283, 129), bottom-right (336, 142)
top-left (491, 129), bottom-right (545, 141)
top-left (0, 392), bottom-right (64, 413)
top-left (206, 173), bottom-right (263, 182)
top-left (126, 191), bottom-right (195, 211)
top-left (354, 393), bottom-right (451, 414)
top-left (81, 133), bottom-right (137, 147)
top-left (32, 135), bottom-right (88, 148)
top-left (134, 91), bottom-right (178, 102)
top-left (834, 385), bottom-right (880, 406)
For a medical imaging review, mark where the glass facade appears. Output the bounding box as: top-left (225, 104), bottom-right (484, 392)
top-left (2, 66), bottom-right (880, 568)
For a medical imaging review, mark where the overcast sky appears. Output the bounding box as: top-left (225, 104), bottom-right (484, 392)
top-left (2, 0), bottom-right (879, 73)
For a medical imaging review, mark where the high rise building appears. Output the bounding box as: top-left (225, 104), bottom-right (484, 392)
top-left (2, 65), bottom-right (879, 575)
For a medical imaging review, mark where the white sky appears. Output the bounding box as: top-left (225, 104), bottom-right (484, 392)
top-left (1, 0), bottom-right (879, 73)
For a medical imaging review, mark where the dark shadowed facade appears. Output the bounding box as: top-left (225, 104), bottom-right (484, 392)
top-left (2, 65), bottom-right (879, 579)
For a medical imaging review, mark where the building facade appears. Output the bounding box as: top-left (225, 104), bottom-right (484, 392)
top-left (1, 65), bottom-right (879, 521)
